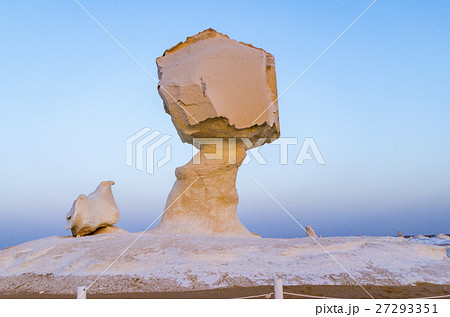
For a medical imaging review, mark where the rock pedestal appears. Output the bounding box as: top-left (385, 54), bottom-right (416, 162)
top-left (155, 140), bottom-right (253, 237)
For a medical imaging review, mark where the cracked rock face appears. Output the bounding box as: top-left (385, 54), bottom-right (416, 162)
top-left (156, 28), bottom-right (280, 147)
top-left (154, 29), bottom-right (279, 237)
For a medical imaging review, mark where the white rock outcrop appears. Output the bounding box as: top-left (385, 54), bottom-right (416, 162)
top-left (154, 29), bottom-right (280, 237)
top-left (306, 226), bottom-right (318, 238)
top-left (66, 181), bottom-right (120, 237)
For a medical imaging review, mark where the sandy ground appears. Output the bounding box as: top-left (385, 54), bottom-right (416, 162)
top-left (1, 234), bottom-right (449, 291)
top-left (0, 283), bottom-right (448, 299)
top-left (1, 234), bottom-right (448, 299)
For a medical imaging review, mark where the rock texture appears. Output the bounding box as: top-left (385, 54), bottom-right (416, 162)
top-left (154, 29), bottom-right (280, 236)
top-left (66, 181), bottom-right (120, 237)
top-left (154, 140), bottom-right (253, 237)
top-left (90, 225), bottom-right (127, 236)
top-left (156, 28), bottom-right (280, 146)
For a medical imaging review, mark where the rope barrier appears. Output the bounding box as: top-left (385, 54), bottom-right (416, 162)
top-left (74, 281), bottom-right (450, 299)
top-left (235, 292), bottom-right (273, 299)
top-left (281, 291), bottom-right (450, 300)
top-left (233, 292), bottom-right (450, 300)
top-left (233, 286), bottom-right (450, 300)
top-left (411, 294), bottom-right (450, 299)
top-left (282, 291), bottom-right (331, 299)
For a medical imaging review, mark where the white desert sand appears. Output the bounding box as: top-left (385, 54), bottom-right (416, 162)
top-left (0, 233), bottom-right (448, 294)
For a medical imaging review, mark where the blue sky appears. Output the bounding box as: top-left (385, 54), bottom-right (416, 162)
top-left (1, 0), bottom-right (449, 248)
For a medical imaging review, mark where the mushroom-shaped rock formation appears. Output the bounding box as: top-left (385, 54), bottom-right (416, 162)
top-left (153, 29), bottom-right (280, 237)
top-left (66, 181), bottom-right (120, 237)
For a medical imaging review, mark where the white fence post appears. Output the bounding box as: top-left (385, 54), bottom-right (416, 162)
top-left (274, 278), bottom-right (283, 299)
top-left (77, 286), bottom-right (87, 299)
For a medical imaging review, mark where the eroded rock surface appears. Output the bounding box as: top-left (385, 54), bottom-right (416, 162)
top-left (156, 28), bottom-right (280, 146)
top-left (154, 141), bottom-right (253, 237)
top-left (66, 181), bottom-right (120, 237)
top-left (90, 225), bottom-right (128, 236)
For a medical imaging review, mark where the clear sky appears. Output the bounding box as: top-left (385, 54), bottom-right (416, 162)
top-left (1, 0), bottom-right (449, 249)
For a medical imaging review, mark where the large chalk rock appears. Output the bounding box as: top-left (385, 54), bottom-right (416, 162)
top-left (154, 29), bottom-right (280, 237)
top-left (156, 28), bottom-right (280, 147)
top-left (66, 181), bottom-right (120, 237)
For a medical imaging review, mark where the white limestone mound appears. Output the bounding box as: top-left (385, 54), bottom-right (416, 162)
top-left (0, 235), bottom-right (449, 294)
top-left (156, 28), bottom-right (280, 146)
top-left (306, 226), bottom-right (318, 238)
top-left (66, 181), bottom-right (120, 237)
top-left (436, 234), bottom-right (450, 239)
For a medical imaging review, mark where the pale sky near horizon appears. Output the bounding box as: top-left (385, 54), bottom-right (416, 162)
top-left (1, 0), bottom-right (449, 248)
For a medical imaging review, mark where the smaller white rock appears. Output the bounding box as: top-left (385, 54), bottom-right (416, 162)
top-left (305, 226), bottom-right (318, 238)
top-left (66, 181), bottom-right (120, 237)
top-left (436, 233), bottom-right (450, 239)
